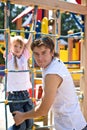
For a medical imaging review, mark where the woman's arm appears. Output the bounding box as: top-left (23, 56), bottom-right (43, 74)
top-left (13, 74), bottom-right (63, 126)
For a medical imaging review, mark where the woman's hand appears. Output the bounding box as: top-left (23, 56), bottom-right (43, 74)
top-left (13, 111), bottom-right (25, 126)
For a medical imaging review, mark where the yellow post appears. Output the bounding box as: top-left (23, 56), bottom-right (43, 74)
top-left (41, 17), bottom-right (48, 34)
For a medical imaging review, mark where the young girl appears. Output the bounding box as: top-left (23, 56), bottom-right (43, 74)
top-left (5, 34), bottom-right (34, 130)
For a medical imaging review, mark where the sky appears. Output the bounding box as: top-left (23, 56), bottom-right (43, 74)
top-left (49, 0), bottom-right (77, 18)
top-left (67, 0), bottom-right (77, 3)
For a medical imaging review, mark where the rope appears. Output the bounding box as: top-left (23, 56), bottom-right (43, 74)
top-left (0, 28), bottom-right (84, 39)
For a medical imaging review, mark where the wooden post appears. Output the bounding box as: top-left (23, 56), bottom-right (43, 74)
top-left (80, 0), bottom-right (87, 121)
top-left (16, 17), bottom-right (22, 30)
top-left (68, 30), bottom-right (73, 62)
top-left (52, 10), bottom-right (61, 53)
top-left (44, 10), bottom-right (48, 17)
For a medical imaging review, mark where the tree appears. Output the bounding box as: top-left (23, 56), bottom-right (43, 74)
top-left (61, 12), bottom-right (81, 36)
top-left (10, 4), bottom-right (25, 30)
top-left (0, 3), bottom-right (25, 30)
top-left (0, 3), bottom-right (4, 29)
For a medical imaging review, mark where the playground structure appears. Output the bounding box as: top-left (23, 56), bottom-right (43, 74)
top-left (0, 6), bottom-right (82, 86)
top-left (0, 0), bottom-right (87, 130)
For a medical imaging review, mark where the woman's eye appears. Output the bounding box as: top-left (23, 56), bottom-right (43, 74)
top-left (34, 53), bottom-right (39, 57)
top-left (42, 51), bottom-right (46, 55)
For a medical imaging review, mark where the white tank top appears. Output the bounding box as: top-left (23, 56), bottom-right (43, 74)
top-left (43, 58), bottom-right (86, 130)
top-left (7, 49), bottom-right (32, 92)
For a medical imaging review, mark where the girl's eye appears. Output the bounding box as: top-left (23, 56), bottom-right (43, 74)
top-left (14, 45), bottom-right (17, 47)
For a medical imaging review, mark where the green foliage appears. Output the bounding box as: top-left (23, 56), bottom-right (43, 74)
top-left (61, 13), bottom-right (81, 35)
top-left (0, 3), bottom-right (4, 29)
top-left (0, 3), bottom-right (25, 30)
top-left (9, 4), bottom-right (26, 30)
top-left (0, 46), bottom-right (5, 65)
top-left (0, 52), bottom-right (5, 64)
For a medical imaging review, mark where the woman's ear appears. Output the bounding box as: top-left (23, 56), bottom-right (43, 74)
top-left (52, 50), bottom-right (55, 56)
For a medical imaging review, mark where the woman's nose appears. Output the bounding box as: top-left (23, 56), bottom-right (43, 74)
top-left (38, 55), bottom-right (43, 60)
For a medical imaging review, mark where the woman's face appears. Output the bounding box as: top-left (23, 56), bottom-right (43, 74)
top-left (12, 41), bottom-right (24, 57)
top-left (33, 45), bottom-right (54, 68)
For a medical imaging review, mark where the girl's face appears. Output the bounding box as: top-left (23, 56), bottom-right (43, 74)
top-left (12, 41), bottom-right (24, 57)
top-left (33, 45), bottom-right (54, 68)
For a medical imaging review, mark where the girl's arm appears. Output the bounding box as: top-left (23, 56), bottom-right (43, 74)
top-left (7, 34), bottom-right (11, 52)
top-left (25, 23), bottom-right (34, 50)
top-left (25, 33), bottom-right (32, 50)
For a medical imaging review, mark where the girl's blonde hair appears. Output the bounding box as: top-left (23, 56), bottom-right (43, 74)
top-left (11, 36), bottom-right (25, 70)
top-left (11, 36), bottom-right (25, 46)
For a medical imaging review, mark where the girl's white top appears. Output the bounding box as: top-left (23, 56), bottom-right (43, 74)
top-left (7, 48), bottom-right (32, 92)
top-left (43, 58), bottom-right (86, 130)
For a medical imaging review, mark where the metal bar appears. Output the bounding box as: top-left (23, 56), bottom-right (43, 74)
top-left (64, 61), bottom-right (80, 64)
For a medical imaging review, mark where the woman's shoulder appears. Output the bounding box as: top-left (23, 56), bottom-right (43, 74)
top-left (51, 58), bottom-right (63, 68)
top-left (44, 58), bottom-right (61, 73)
top-left (44, 58), bottom-right (68, 77)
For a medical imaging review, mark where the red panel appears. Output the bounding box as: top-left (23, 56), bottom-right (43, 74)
top-left (76, 0), bottom-right (81, 4)
top-left (37, 9), bottom-right (42, 21)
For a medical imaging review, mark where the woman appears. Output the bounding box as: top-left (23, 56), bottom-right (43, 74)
top-left (13, 36), bottom-right (87, 130)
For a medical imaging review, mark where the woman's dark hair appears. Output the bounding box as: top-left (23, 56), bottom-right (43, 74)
top-left (31, 36), bottom-right (54, 51)
top-left (31, 36), bottom-right (59, 57)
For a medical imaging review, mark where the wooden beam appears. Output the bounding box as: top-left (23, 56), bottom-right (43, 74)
top-left (1, 0), bottom-right (87, 15)
top-left (80, 0), bottom-right (87, 122)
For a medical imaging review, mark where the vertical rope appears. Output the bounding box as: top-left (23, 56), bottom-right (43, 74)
top-left (4, 1), bottom-right (10, 130)
top-left (31, 5), bottom-right (38, 102)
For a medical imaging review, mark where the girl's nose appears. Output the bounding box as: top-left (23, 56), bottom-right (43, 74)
top-left (17, 47), bottom-right (20, 51)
